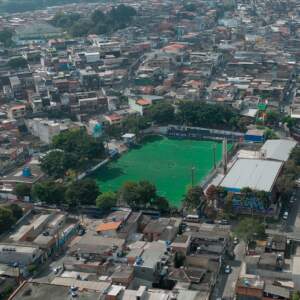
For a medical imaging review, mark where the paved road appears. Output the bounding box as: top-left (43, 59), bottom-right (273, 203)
top-left (211, 241), bottom-right (245, 300)
top-left (222, 241), bottom-right (245, 300)
top-left (267, 188), bottom-right (300, 241)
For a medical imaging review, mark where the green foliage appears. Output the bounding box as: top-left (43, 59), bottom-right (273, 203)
top-left (0, 207), bottom-right (16, 234)
top-left (183, 186), bottom-right (205, 211)
top-left (282, 116), bottom-right (296, 129)
top-left (292, 291), bottom-right (300, 300)
top-left (96, 191), bottom-right (117, 211)
top-left (51, 4), bottom-right (137, 37)
top-left (41, 150), bottom-right (77, 179)
top-left (0, 284), bottom-right (14, 300)
top-left (15, 183), bottom-right (31, 198)
top-left (265, 110), bottom-right (280, 126)
top-left (148, 102), bottom-right (175, 125)
top-left (65, 179), bottom-right (99, 207)
top-left (0, 28), bottom-right (14, 47)
top-left (176, 101), bottom-right (242, 131)
top-left (8, 57), bottom-right (28, 69)
top-left (52, 128), bottom-right (105, 161)
top-left (118, 180), bottom-right (169, 211)
top-left (291, 147), bottom-right (300, 166)
top-left (8, 204), bottom-right (23, 220)
top-left (51, 12), bottom-right (81, 28)
top-left (264, 128), bottom-right (278, 140)
top-left (235, 217), bottom-right (266, 243)
top-left (27, 264), bottom-right (38, 274)
top-left (31, 180), bottom-right (66, 205)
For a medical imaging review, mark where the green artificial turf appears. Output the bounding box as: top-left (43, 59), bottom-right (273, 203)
top-left (93, 136), bottom-right (224, 207)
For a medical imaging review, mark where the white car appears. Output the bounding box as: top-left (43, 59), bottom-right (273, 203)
top-left (224, 265), bottom-right (232, 274)
top-left (233, 237), bottom-right (239, 245)
top-left (283, 212), bottom-right (289, 220)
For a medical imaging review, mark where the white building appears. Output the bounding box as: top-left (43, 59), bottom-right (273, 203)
top-left (0, 244), bottom-right (42, 265)
top-left (25, 118), bottom-right (62, 144)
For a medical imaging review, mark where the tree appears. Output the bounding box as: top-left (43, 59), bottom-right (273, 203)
top-left (8, 204), bottom-right (23, 220)
top-left (264, 128), bottom-right (278, 140)
top-left (148, 103), bottom-right (175, 125)
top-left (96, 191), bottom-right (118, 211)
top-left (0, 28), bottom-right (14, 47)
top-left (152, 196), bottom-right (170, 212)
top-left (65, 179), bottom-right (99, 207)
top-left (183, 186), bottom-right (205, 211)
top-left (254, 191), bottom-right (270, 209)
top-left (176, 101), bottom-right (241, 130)
top-left (91, 10), bottom-right (106, 24)
top-left (52, 128), bottom-right (105, 161)
top-left (119, 181), bottom-right (143, 208)
top-left (41, 150), bottom-right (68, 179)
top-left (224, 192), bottom-right (233, 214)
top-left (265, 110), bottom-right (280, 126)
top-left (8, 57), bottom-right (28, 69)
top-left (291, 147), bottom-right (300, 166)
top-left (138, 180), bottom-right (157, 205)
top-left (235, 218), bottom-right (266, 244)
top-left (31, 181), bottom-right (65, 205)
top-left (292, 292), bottom-right (300, 300)
top-left (15, 183), bottom-right (31, 199)
top-left (118, 180), bottom-right (159, 209)
top-left (206, 184), bottom-right (217, 206)
top-left (0, 207), bottom-right (15, 234)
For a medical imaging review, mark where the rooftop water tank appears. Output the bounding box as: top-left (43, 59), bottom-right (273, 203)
top-left (22, 166), bottom-right (32, 177)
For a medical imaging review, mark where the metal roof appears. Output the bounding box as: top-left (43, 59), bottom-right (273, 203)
top-left (261, 139), bottom-right (297, 162)
top-left (220, 158), bottom-right (283, 192)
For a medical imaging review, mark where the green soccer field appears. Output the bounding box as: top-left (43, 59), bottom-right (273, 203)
top-left (93, 136), bottom-right (224, 207)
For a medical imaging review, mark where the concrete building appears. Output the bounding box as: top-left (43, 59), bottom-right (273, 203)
top-left (219, 159), bottom-right (283, 193)
top-left (0, 244), bottom-right (42, 266)
top-left (25, 118), bottom-right (61, 144)
top-left (260, 139), bottom-right (297, 162)
top-left (134, 241), bottom-right (168, 282)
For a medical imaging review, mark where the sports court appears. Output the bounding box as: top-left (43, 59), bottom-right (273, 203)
top-left (94, 136), bottom-right (224, 207)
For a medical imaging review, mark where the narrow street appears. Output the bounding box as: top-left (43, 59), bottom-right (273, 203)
top-left (212, 241), bottom-right (245, 300)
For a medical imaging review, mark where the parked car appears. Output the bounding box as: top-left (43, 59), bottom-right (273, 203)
top-left (224, 265), bottom-right (232, 274)
top-left (283, 211), bottom-right (289, 220)
top-left (233, 237), bottom-right (239, 245)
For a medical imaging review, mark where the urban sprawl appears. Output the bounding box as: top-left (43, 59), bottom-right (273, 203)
top-left (1, 0), bottom-right (300, 300)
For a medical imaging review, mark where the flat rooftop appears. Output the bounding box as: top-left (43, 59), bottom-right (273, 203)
top-left (10, 282), bottom-right (100, 300)
top-left (260, 139), bottom-right (297, 162)
top-left (220, 158), bottom-right (283, 192)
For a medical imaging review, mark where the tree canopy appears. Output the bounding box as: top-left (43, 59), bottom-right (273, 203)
top-left (118, 180), bottom-right (170, 211)
top-left (235, 217), bottom-right (266, 243)
top-left (51, 5), bottom-right (137, 37)
top-left (65, 179), bottom-right (99, 207)
top-left (148, 102), bottom-right (175, 125)
top-left (40, 150), bottom-right (77, 179)
top-left (176, 101), bottom-right (243, 131)
top-left (31, 180), bottom-right (66, 206)
top-left (0, 204), bottom-right (23, 234)
top-left (48, 128), bottom-right (105, 174)
top-left (183, 186), bottom-right (205, 211)
top-left (15, 183), bottom-right (31, 199)
top-left (0, 28), bottom-right (14, 47)
top-left (8, 57), bottom-right (28, 69)
top-left (96, 191), bottom-right (118, 211)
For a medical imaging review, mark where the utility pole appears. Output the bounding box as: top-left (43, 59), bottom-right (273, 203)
top-left (191, 166), bottom-right (195, 187)
top-left (213, 143), bottom-right (216, 169)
